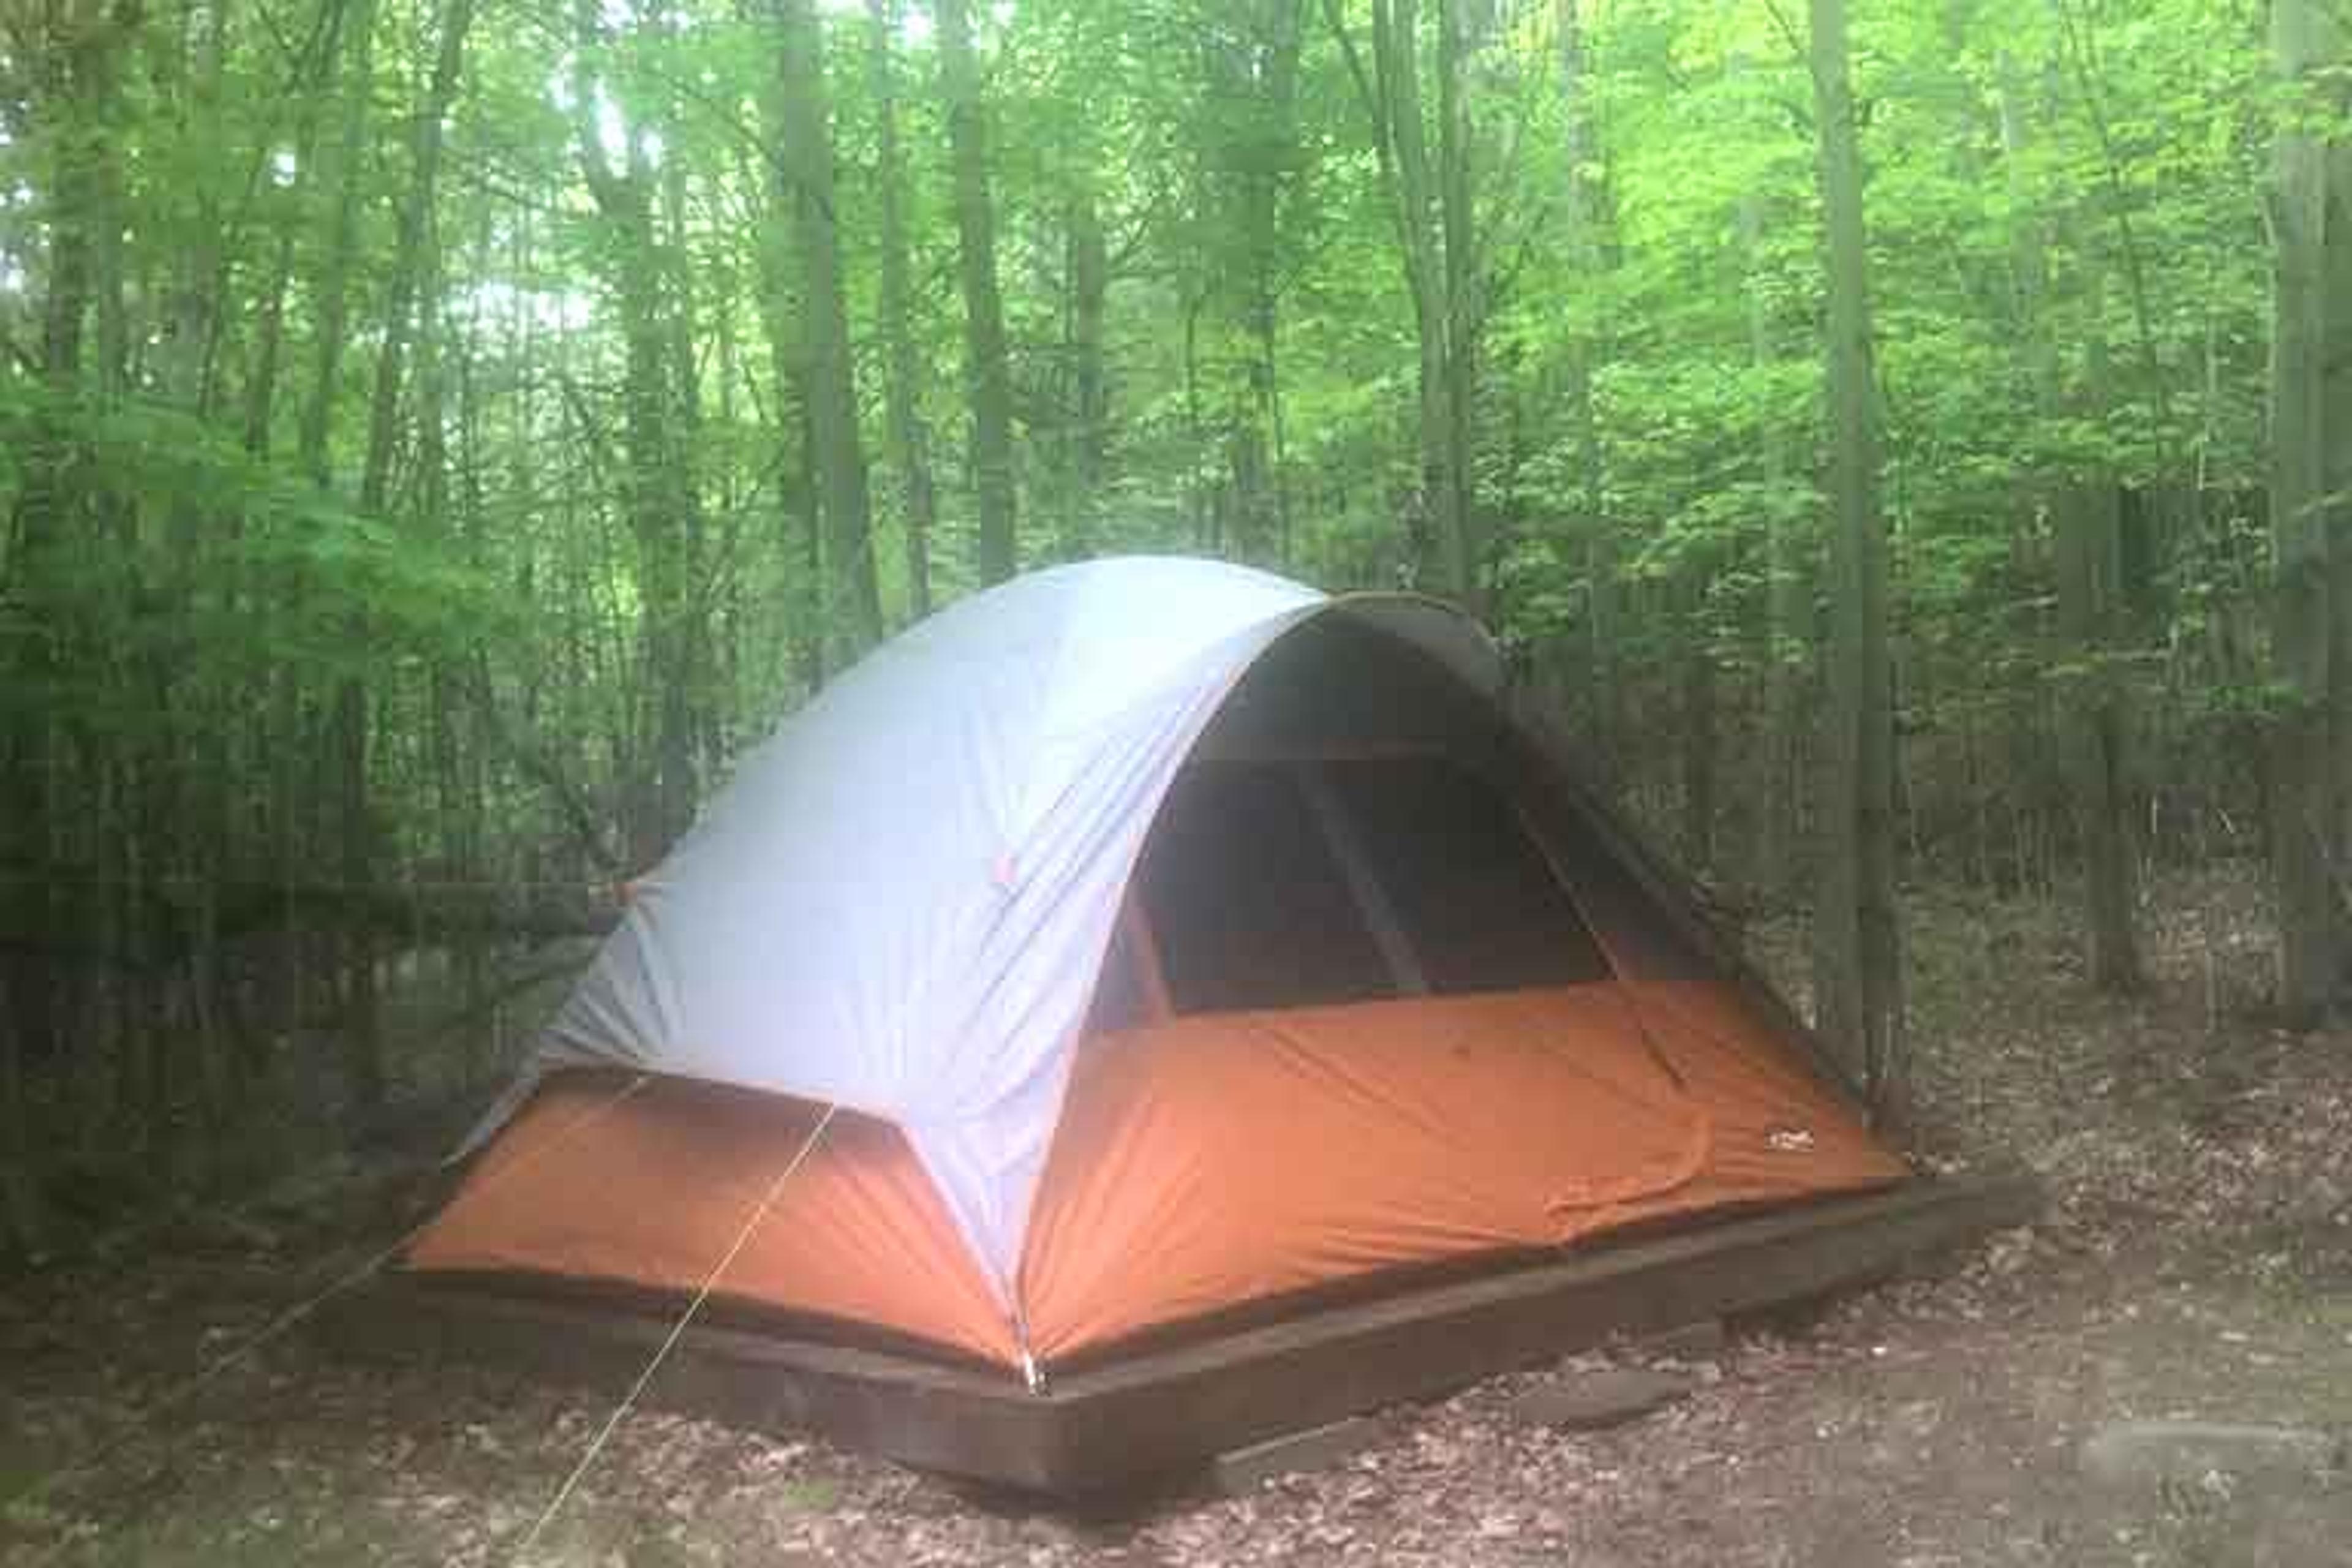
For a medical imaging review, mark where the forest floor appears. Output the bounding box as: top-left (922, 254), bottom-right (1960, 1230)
top-left (3, 868), bottom-right (2351, 1566)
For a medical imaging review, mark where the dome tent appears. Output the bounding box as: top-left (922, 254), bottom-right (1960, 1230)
top-left (405, 556), bottom-right (1911, 1395)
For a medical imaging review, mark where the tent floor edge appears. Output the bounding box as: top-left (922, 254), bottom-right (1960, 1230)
top-left (318, 1170), bottom-right (2041, 1498)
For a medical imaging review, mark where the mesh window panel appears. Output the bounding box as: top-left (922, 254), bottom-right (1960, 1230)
top-left (1508, 748), bottom-right (1712, 980)
top-left (1136, 763), bottom-right (1395, 1012)
top-left (1322, 756), bottom-right (1613, 992)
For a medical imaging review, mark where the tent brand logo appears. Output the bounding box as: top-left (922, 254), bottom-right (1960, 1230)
top-left (1766, 1125), bottom-right (1817, 1153)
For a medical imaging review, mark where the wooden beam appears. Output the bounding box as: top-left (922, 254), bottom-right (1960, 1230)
top-left (323, 1172), bottom-right (2039, 1495)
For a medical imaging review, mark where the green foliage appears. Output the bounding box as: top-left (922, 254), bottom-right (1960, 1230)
top-left (0, 0), bottom-right (2327, 905)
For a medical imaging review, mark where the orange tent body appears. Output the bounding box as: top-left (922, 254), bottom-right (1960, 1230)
top-left (412, 980), bottom-right (1901, 1368)
top-left (405, 573), bottom-right (1907, 1382)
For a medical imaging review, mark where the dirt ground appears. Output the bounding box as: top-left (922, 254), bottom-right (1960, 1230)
top-left (4, 869), bottom-right (2350, 1566)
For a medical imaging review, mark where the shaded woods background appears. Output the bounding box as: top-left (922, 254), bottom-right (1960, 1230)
top-left (1, 0), bottom-right (2346, 1255)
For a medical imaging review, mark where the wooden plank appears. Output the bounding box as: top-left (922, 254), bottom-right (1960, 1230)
top-left (1028, 1170), bottom-right (2040, 1484)
top-left (315, 1289), bottom-right (1060, 1485)
top-left (1507, 1367), bottom-right (1694, 1430)
top-left (1210, 1415), bottom-right (1387, 1494)
top-left (1635, 1318), bottom-right (1727, 1359)
top-left (323, 1171), bottom-right (2038, 1495)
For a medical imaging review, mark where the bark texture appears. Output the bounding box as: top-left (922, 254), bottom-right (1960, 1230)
top-left (2267, 0), bottom-right (2345, 1025)
top-left (870, 0), bottom-right (936, 616)
top-left (935, 0), bottom-right (1019, 583)
top-left (1808, 0), bottom-right (1904, 1121)
top-left (777, 0), bottom-right (884, 660)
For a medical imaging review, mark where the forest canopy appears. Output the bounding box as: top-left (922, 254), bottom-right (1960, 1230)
top-left (1, 0), bottom-right (2347, 1245)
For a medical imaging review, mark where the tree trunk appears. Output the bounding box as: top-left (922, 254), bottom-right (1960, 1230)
top-left (777, 0), bottom-right (883, 660)
top-left (935, 0), bottom-right (1019, 583)
top-left (1381, 0), bottom-right (1450, 591)
top-left (1324, 0), bottom-right (1452, 589)
top-left (870, 0), bottom-right (936, 617)
top-left (741, 137), bottom-right (822, 692)
top-left (1242, 1), bottom-right (1303, 571)
top-left (1265, 320), bottom-right (1293, 570)
top-left (787, 401), bottom-right (823, 688)
top-left (1184, 291), bottom-right (1209, 547)
top-left (2321, 47), bottom-right (2352, 997)
top-left (2057, 470), bottom-right (2144, 992)
top-left (243, 1), bottom-right (350, 458)
top-left (2054, 319), bottom-right (2144, 993)
top-left (663, 141), bottom-right (703, 472)
top-left (326, 0), bottom-right (476, 1119)
top-left (2003, 48), bottom-right (2143, 990)
top-left (4, 0), bottom-right (154, 1228)
top-left (1553, 0), bottom-right (1621, 776)
top-left (1681, 571), bottom-right (1717, 870)
top-left (442, 219), bottom-right (496, 1066)
top-left (2267, 0), bottom-right (2340, 1025)
top-left (158, 0), bottom-right (242, 1148)
top-left (1069, 190), bottom-right (1109, 559)
top-left (1433, 0), bottom-right (1482, 608)
top-left (1741, 182), bottom-right (1803, 899)
top-left (360, 0), bottom-right (475, 519)
top-left (165, 0), bottom-right (230, 422)
top-left (575, 2), bottom-right (700, 865)
top-left (288, 0), bottom-right (376, 1060)
top-left (298, 0), bottom-right (378, 489)
top-left (1807, 0), bottom-right (1904, 1121)
top-left (243, 1), bottom-right (335, 1052)
top-left (4, 11), bottom-right (101, 1103)
top-left (245, 217), bottom-right (297, 455)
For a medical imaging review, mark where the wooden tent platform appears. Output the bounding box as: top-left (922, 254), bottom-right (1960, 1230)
top-left (327, 1172), bottom-right (2038, 1496)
